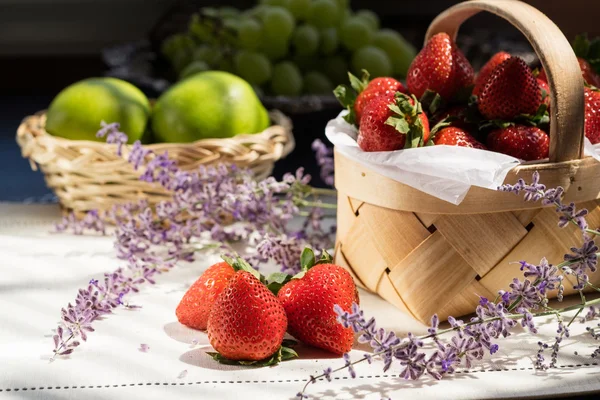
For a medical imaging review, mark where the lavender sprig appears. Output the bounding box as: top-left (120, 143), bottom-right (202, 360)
top-left (51, 125), bottom-right (339, 359)
top-left (312, 139), bottom-right (334, 187)
top-left (299, 172), bottom-right (600, 397)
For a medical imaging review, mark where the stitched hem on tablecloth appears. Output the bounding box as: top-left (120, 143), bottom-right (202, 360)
top-left (0, 363), bottom-right (598, 392)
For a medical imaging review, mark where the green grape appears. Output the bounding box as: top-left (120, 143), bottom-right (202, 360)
top-left (219, 6), bottom-right (240, 18)
top-left (355, 9), bottom-right (380, 31)
top-left (303, 71), bottom-right (334, 94)
top-left (322, 55), bottom-right (348, 84)
top-left (340, 17), bottom-right (373, 51)
top-left (352, 45), bottom-right (392, 78)
top-left (262, 6), bottom-right (296, 40)
top-left (292, 25), bottom-right (320, 56)
top-left (161, 33), bottom-right (195, 61)
top-left (307, 0), bottom-right (340, 29)
top-left (271, 61), bottom-right (303, 96)
top-left (188, 14), bottom-right (213, 42)
top-left (260, 35), bottom-right (290, 61)
top-left (286, 0), bottom-right (311, 20)
top-left (192, 45), bottom-right (222, 67)
top-left (245, 4), bottom-right (271, 19)
top-left (334, 0), bottom-right (350, 9)
top-left (235, 50), bottom-right (273, 85)
top-left (293, 54), bottom-right (319, 72)
top-left (179, 61), bottom-right (210, 80)
top-left (172, 52), bottom-right (194, 75)
top-left (238, 19), bottom-right (263, 50)
top-left (260, 0), bottom-right (290, 6)
top-left (373, 29), bottom-right (417, 78)
top-left (337, 8), bottom-right (352, 27)
top-left (320, 27), bottom-right (338, 55)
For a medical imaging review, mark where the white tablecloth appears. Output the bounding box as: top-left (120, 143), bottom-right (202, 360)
top-left (1, 204), bottom-right (600, 399)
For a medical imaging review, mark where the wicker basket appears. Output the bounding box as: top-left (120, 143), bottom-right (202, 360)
top-left (333, 0), bottom-right (600, 324)
top-left (16, 110), bottom-right (294, 217)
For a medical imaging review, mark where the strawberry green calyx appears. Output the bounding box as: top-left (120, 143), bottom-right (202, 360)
top-left (221, 255), bottom-right (261, 280)
top-left (333, 70), bottom-right (370, 126)
top-left (573, 34), bottom-right (600, 75)
top-left (385, 93), bottom-right (427, 149)
top-left (221, 254), bottom-right (295, 296)
top-left (207, 339), bottom-right (298, 366)
top-left (478, 103), bottom-right (549, 132)
top-left (419, 89), bottom-right (445, 115)
top-left (293, 248), bottom-right (333, 280)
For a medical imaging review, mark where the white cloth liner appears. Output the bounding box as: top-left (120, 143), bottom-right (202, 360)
top-left (326, 112), bottom-right (600, 205)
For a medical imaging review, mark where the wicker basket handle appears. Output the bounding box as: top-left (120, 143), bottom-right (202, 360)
top-left (425, 0), bottom-right (584, 163)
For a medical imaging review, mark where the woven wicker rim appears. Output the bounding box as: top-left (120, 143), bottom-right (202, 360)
top-left (16, 110), bottom-right (294, 215)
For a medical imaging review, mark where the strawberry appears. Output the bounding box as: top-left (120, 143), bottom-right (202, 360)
top-left (354, 77), bottom-right (407, 124)
top-left (487, 125), bottom-right (549, 161)
top-left (207, 270), bottom-right (289, 361)
top-left (176, 262), bottom-right (235, 331)
top-left (584, 86), bottom-right (600, 144)
top-left (473, 51), bottom-right (511, 97)
top-left (539, 57), bottom-right (600, 87)
top-left (358, 92), bottom-right (430, 152)
top-left (537, 78), bottom-right (551, 109)
top-left (334, 71), bottom-right (406, 125)
top-left (433, 127), bottom-right (486, 149)
top-left (407, 32), bottom-right (474, 101)
top-left (277, 249), bottom-right (359, 355)
top-left (477, 56), bottom-right (542, 121)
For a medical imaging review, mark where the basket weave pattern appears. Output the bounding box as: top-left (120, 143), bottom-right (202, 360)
top-left (16, 111), bottom-right (293, 216)
top-left (333, 0), bottom-right (600, 324)
top-left (335, 188), bottom-right (600, 323)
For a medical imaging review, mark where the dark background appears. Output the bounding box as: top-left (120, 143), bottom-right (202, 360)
top-left (2, 0), bottom-right (600, 202)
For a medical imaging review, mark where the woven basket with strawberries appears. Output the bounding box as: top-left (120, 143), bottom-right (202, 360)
top-left (333, 0), bottom-right (600, 324)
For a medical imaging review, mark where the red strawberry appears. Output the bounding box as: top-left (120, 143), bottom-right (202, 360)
top-left (537, 78), bottom-right (551, 109)
top-left (473, 51), bottom-right (511, 97)
top-left (278, 263), bottom-right (359, 355)
top-left (539, 57), bottom-right (600, 87)
top-left (487, 125), bottom-right (549, 161)
top-left (354, 77), bottom-right (407, 123)
top-left (207, 271), bottom-right (288, 361)
top-left (407, 33), bottom-right (474, 101)
top-left (584, 86), bottom-right (600, 144)
top-left (176, 262), bottom-right (235, 330)
top-left (478, 56), bottom-right (542, 120)
top-left (433, 127), bottom-right (486, 149)
top-left (358, 93), bottom-right (430, 152)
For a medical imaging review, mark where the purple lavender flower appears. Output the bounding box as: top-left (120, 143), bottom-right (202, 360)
top-left (96, 121), bottom-right (127, 156)
top-left (343, 353), bottom-right (356, 378)
top-left (564, 239), bottom-right (598, 276)
top-left (128, 141), bottom-right (150, 170)
top-left (519, 258), bottom-right (563, 295)
top-left (557, 203), bottom-right (588, 230)
top-left (312, 139), bottom-right (334, 186)
top-left (255, 234), bottom-right (304, 274)
top-left (507, 278), bottom-right (541, 310)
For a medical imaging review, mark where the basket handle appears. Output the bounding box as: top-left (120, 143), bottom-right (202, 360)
top-left (425, 0), bottom-right (584, 163)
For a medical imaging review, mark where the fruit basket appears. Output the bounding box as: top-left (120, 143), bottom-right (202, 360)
top-left (333, 0), bottom-right (600, 324)
top-left (16, 110), bottom-right (293, 217)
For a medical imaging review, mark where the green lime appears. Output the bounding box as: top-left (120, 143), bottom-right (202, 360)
top-left (151, 71), bottom-right (270, 143)
top-left (45, 77), bottom-right (150, 143)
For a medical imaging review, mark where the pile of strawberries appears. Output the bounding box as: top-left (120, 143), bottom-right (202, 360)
top-left (175, 250), bottom-right (358, 364)
top-left (335, 33), bottom-right (600, 161)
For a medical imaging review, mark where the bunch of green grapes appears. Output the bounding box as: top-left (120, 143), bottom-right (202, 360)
top-left (160, 0), bottom-right (416, 96)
